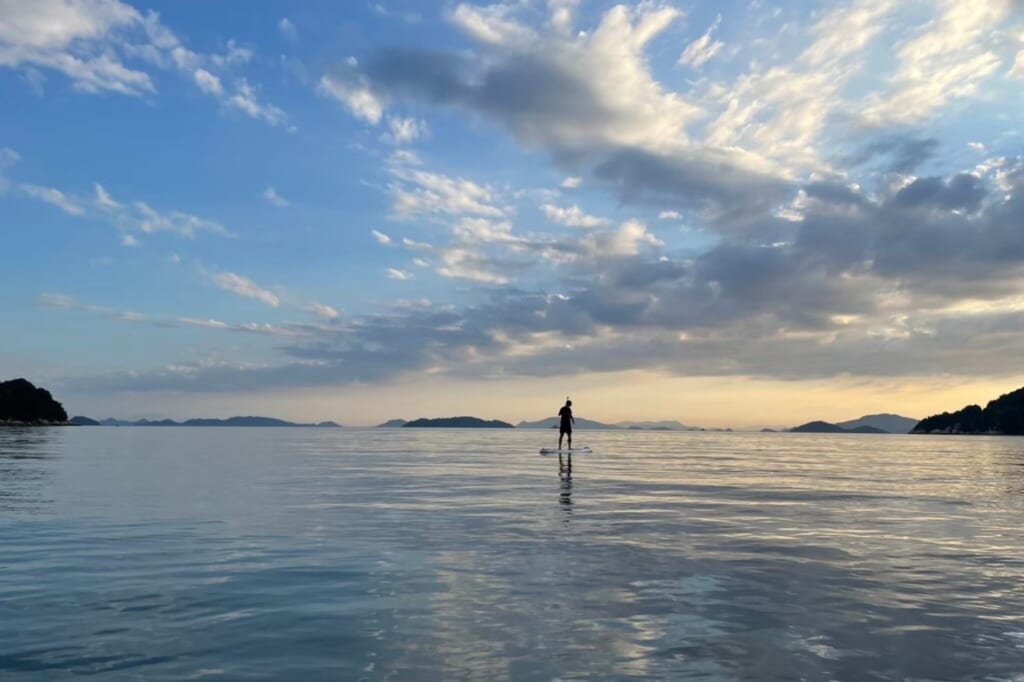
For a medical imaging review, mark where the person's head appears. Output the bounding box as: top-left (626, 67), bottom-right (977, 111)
top-left (565, 397), bottom-right (572, 407)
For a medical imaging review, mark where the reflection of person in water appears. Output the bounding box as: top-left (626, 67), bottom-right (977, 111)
top-left (558, 397), bottom-right (575, 450)
top-left (558, 456), bottom-right (572, 512)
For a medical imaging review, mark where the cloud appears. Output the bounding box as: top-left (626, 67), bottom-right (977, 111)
top-left (560, 176), bottom-right (582, 189)
top-left (278, 17), bottom-right (297, 41)
top-left (333, 4), bottom-right (699, 154)
top-left (193, 68), bottom-right (223, 95)
top-left (19, 183), bottom-right (84, 215)
top-left (860, 0), bottom-right (1011, 125)
top-left (227, 78), bottom-right (288, 127)
top-left (0, 0), bottom-right (152, 95)
top-left (121, 234), bottom-right (140, 247)
top-left (541, 203), bottom-right (609, 228)
top-left (318, 58), bottom-right (384, 124)
top-left (0, 0), bottom-right (289, 127)
top-left (388, 158), bottom-right (503, 218)
top-left (448, 3), bottom-right (537, 46)
top-left (38, 292), bottom-right (308, 339)
top-left (304, 303), bottom-right (339, 320)
top-left (384, 116), bottom-right (428, 144)
top-left (208, 271), bottom-right (281, 307)
top-left (386, 267), bottom-right (412, 280)
top-left (658, 210), bottom-right (681, 220)
top-left (263, 185), bottom-right (290, 207)
top-left (371, 229), bottom-right (393, 245)
top-left (678, 14), bottom-right (723, 68)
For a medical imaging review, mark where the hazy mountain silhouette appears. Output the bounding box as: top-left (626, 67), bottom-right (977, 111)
top-left (790, 421), bottom-right (887, 434)
top-left (376, 419), bottom-right (408, 427)
top-left (837, 414), bottom-right (918, 434)
top-left (404, 417), bottom-right (514, 428)
top-left (86, 416), bottom-right (342, 427)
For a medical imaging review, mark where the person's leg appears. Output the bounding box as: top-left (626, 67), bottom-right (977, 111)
top-left (567, 430), bottom-right (572, 449)
top-left (559, 430), bottom-right (565, 449)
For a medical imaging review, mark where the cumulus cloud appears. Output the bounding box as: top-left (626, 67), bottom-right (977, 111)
top-left (208, 271), bottom-right (280, 307)
top-left (372, 229), bottom-right (393, 245)
top-left (541, 203), bottom-right (609, 228)
top-left (560, 176), bottom-right (582, 189)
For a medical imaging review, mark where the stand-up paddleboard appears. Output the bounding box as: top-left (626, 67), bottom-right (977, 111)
top-left (539, 446), bottom-right (592, 455)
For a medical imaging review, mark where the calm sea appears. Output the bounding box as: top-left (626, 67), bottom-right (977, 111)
top-left (2, 427), bottom-right (1023, 680)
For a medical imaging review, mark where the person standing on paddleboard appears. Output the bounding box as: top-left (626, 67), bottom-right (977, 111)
top-left (558, 398), bottom-right (575, 450)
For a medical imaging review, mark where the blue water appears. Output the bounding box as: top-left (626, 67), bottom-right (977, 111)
top-left (2, 427), bottom-right (1023, 680)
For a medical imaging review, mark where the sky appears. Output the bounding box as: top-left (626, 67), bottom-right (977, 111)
top-left (1, 0), bottom-right (1023, 427)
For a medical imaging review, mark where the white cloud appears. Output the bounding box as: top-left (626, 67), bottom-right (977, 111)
top-left (560, 176), bottom-right (582, 189)
top-left (0, 0), bottom-right (289, 128)
top-left (402, 237), bottom-right (433, 250)
top-left (278, 17), bottom-right (297, 41)
top-left (389, 162), bottom-right (503, 219)
top-left (318, 59), bottom-right (384, 124)
top-left (449, 3), bottom-right (537, 46)
top-left (968, 142), bottom-right (987, 153)
top-left (386, 267), bottom-right (412, 280)
top-left (678, 14), bottom-right (724, 68)
top-left (542, 203), bottom-right (609, 228)
top-left (860, 0), bottom-right (1010, 125)
top-left (121, 234), bottom-right (140, 247)
top-left (227, 78), bottom-right (288, 127)
top-left (1011, 50), bottom-right (1024, 78)
top-left (209, 271), bottom-right (280, 307)
top-left (658, 210), bottom-right (681, 220)
top-left (412, 257), bottom-right (430, 268)
top-left (305, 303), bottom-right (339, 320)
top-left (0, 0), bottom-right (152, 95)
top-left (193, 67), bottom-right (223, 95)
top-left (372, 229), bottom-right (393, 245)
top-left (384, 116), bottom-right (428, 144)
top-left (437, 248), bottom-right (508, 284)
top-left (547, 0), bottom-right (580, 35)
top-left (20, 183), bottom-right (85, 215)
top-left (19, 176), bottom-right (230, 239)
top-left (263, 185), bottom-right (290, 207)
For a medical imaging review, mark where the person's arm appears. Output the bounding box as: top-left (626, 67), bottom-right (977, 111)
top-left (571, 411), bottom-right (575, 424)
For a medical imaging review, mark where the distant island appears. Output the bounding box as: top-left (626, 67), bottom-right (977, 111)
top-left (516, 417), bottom-right (704, 430)
top-left (376, 419), bottom-right (408, 428)
top-left (836, 414), bottom-right (918, 434)
top-left (79, 416), bottom-right (342, 428)
top-left (788, 413), bottom-right (917, 434)
top-left (913, 386), bottom-right (1024, 435)
top-left (403, 417), bottom-right (515, 428)
top-left (0, 378), bottom-right (68, 425)
top-left (790, 421), bottom-right (888, 434)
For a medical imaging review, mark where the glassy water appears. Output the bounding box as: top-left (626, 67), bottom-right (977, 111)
top-left (2, 427), bottom-right (1023, 681)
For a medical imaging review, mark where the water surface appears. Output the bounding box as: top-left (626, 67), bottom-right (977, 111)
top-left (2, 427), bottom-right (1023, 680)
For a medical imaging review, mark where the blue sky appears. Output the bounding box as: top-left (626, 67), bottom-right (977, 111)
top-left (1, 0), bottom-right (1023, 425)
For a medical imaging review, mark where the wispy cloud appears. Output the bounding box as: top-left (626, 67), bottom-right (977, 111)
top-left (263, 186), bottom-right (290, 207)
top-left (385, 268), bottom-right (412, 280)
top-left (678, 14), bottom-right (724, 68)
top-left (208, 271), bottom-right (281, 307)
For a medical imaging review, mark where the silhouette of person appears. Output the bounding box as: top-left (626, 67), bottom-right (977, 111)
top-left (558, 397), bottom-right (575, 450)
